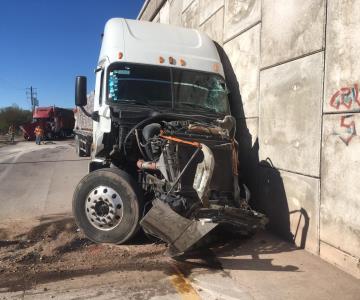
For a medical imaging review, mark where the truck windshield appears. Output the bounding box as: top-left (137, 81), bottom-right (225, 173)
top-left (172, 68), bottom-right (229, 114)
top-left (107, 63), bottom-right (229, 114)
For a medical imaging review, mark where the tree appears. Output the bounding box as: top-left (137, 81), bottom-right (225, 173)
top-left (0, 105), bottom-right (32, 134)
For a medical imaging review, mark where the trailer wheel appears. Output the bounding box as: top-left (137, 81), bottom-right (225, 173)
top-left (72, 168), bottom-right (143, 244)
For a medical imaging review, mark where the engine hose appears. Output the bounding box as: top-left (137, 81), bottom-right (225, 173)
top-left (134, 129), bottom-right (147, 158)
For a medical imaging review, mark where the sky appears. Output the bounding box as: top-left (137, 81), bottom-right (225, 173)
top-left (0, 0), bottom-right (144, 110)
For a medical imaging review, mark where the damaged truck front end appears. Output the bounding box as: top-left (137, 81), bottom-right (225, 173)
top-left (73, 106), bottom-right (267, 256)
top-left (137, 117), bottom-right (267, 255)
top-left (72, 18), bottom-right (267, 257)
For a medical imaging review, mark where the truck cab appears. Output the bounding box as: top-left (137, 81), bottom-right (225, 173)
top-left (73, 19), bottom-right (266, 255)
top-left (85, 18), bottom-right (228, 167)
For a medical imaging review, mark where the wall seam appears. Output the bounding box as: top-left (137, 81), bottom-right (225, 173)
top-left (182, 0), bottom-right (196, 15)
top-left (323, 110), bottom-right (360, 115)
top-left (318, 0), bottom-right (328, 256)
top-left (320, 240), bottom-right (360, 259)
top-left (145, 0), bottom-right (167, 22)
top-left (221, 0), bottom-right (226, 45)
top-left (260, 48), bottom-right (325, 71)
top-left (258, 0), bottom-right (263, 160)
top-left (223, 20), bottom-right (261, 45)
top-left (198, 4), bottom-right (224, 27)
top-left (258, 164), bottom-right (321, 179)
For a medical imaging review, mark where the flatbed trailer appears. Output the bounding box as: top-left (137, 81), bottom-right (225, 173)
top-left (73, 92), bottom-right (94, 157)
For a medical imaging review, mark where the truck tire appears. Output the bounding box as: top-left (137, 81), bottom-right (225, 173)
top-left (72, 168), bottom-right (143, 244)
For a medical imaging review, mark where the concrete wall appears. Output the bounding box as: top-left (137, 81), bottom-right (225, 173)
top-left (139, 0), bottom-right (360, 279)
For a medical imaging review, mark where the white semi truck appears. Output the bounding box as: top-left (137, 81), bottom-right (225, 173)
top-left (73, 18), bottom-right (266, 255)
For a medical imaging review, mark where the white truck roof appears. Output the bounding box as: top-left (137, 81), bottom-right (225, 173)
top-left (99, 18), bottom-right (224, 77)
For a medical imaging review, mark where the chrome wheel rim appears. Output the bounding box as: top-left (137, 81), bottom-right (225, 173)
top-left (85, 185), bottom-right (123, 230)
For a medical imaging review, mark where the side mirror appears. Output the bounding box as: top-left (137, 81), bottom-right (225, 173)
top-left (75, 76), bottom-right (87, 106)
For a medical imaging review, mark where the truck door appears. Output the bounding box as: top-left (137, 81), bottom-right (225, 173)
top-left (93, 68), bottom-right (111, 157)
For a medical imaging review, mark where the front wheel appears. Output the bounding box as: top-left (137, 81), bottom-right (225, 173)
top-left (72, 168), bottom-right (143, 244)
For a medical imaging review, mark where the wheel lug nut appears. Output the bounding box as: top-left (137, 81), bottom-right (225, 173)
top-left (107, 216), bottom-right (112, 220)
top-left (110, 210), bottom-right (114, 214)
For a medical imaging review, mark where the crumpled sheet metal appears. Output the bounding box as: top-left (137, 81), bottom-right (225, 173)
top-left (140, 199), bottom-right (217, 257)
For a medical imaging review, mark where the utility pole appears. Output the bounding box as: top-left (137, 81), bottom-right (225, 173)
top-left (26, 86), bottom-right (38, 111)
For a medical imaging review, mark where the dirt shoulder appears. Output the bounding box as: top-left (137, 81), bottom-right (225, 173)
top-left (0, 215), bottom-right (168, 294)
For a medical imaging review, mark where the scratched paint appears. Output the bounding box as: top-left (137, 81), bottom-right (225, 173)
top-left (329, 84), bottom-right (359, 145)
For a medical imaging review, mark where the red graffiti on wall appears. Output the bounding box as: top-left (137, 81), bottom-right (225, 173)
top-left (330, 84), bottom-right (359, 145)
top-left (330, 84), bottom-right (360, 110)
top-left (339, 115), bottom-right (356, 146)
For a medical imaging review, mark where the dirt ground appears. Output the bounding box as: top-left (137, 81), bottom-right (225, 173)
top-left (0, 215), bottom-right (170, 294)
top-left (1, 217), bottom-right (360, 300)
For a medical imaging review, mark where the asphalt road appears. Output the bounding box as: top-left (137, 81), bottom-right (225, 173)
top-left (0, 140), bottom-right (359, 299)
top-left (0, 140), bottom-right (89, 220)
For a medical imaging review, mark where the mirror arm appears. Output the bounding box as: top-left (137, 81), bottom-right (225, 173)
top-left (79, 106), bottom-right (92, 118)
top-left (91, 111), bottom-right (99, 122)
top-left (80, 106), bottom-right (99, 122)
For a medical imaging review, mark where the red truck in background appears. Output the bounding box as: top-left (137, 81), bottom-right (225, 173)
top-left (20, 106), bottom-right (75, 140)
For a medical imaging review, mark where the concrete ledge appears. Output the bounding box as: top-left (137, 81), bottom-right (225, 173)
top-left (320, 241), bottom-right (360, 279)
top-left (216, 231), bottom-right (360, 298)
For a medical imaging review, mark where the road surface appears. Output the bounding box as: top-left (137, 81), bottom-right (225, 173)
top-left (0, 140), bottom-right (89, 219)
top-left (0, 140), bottom-right (359, 299)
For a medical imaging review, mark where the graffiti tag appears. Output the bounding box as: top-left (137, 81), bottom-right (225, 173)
top-left (330, 84), bottom-right (359, 145)
top-left (339, 115), bottom-right (356, 146)
top-left (330, 84), bottom-right (360, 110)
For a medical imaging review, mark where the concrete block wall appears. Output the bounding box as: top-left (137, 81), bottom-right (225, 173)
top-left (139, 0), bottom-right (360, 278)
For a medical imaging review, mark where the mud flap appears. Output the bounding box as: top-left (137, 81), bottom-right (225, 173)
top-left (140, 199), bottom-right (218, 257)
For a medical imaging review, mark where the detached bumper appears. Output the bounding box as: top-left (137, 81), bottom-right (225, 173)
top-left (140, 199), bottom-right (268, 257)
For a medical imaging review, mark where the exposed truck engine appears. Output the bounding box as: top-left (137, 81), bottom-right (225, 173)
top-left (134, 117), bottom-right (266, 255)
top-left (72, 18), bottom-right (267, 256)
